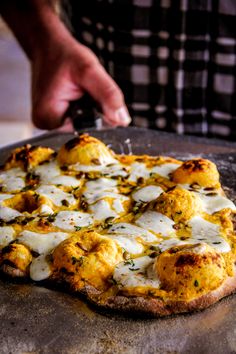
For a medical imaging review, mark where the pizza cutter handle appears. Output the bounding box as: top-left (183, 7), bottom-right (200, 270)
top-left (65, 94), bottom-right (102, 130)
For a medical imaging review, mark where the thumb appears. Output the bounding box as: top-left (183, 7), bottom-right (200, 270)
top-left (81, 63), bottom-right (131, 126)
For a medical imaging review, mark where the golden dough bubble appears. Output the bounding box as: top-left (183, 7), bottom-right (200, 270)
top-left (154, 187), bottom-right (201, 222)
top-left (57, 134), bottom-right (116, 166)
top-left (3, 191), bottom-right (53, 214)
top-left (52, 230), bottom-right (123, 291)
top-left (4, 145), bottom-right (55, 170)
top-left (155, 243), bottom-right (226, 300)
top-left (0, 243), bottom-right (32, 277)
top-left (171, 158), bottom-right (220, 188)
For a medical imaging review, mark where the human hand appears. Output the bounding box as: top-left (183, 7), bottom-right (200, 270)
top-left (31, 36), bottom-right (131, 129)
top-left (1, 0), bottom-right (131, 130)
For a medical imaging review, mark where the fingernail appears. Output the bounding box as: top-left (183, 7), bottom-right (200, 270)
top-left (115, 107), bottom-right (132, 124)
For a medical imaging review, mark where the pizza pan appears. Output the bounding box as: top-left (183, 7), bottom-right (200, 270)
top-left (0, 127), bottom-right (235, 354)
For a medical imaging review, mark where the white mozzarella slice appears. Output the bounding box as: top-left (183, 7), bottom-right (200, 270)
top-left (18, 230), bottom-right (69, 254)
top-left (51, 175), bottom-right (81, 188)
top-left (84, 178), bottom-right (128, 212)
top-left (73, 162), bottom-right (129, 177)
top-left (73, 164), bottom-right (104, 173)
top-left (113, 256), bottom-right (160, 288)
top-left (198, 194), bottom-right (236, 214)
top-left (36, 185), bottom-right (75, 207)
top-left (189, 216), bottom-right (231, 253)
top-left (34, 161), bottom-right (60, 183)
top-left (85, 177), bottom-right (117, 192)
top-left (108, 223), bottom-right (157, 242)
top-left (0, 206), bottom-right (22, 221)
top-left (151, 163), bottom-right (179, 178)
top-left (90, 200), bottom-right (117, 221)
top-left (85, 191), bottom-right (124, 205)
top-left (128, 162), bottom-right (150, 182)
top-left (132, 185), bottom-right (163, 203)
top-left (158, 239), bottom-right (213, 254)
top-left (0, 168), bottom-right (25, 192)
top-left (0, 194), bottom-right (13, 203)
top-left (30, 255), bottom-right (52, 281)
top-left (158, 238), bottom-right (187, 252)
top-left (53, 211), bottom-right (93, 231)
top-left (84, 178), bottom-right (118, 203)
top-left (0, 226), bottom-right (15, 247)
top-left (102, 164), bottom-right (129, 177)
top-left (72, 152), bottom-right (117, 171)
top-left (112, 198), bottom-right (126, 213)
top-left (136, 211), bottom-right (175, 237)
top-left (107, 235), bottom-right (144, 254)
top-left (38, 204), bottom-right (54, 216)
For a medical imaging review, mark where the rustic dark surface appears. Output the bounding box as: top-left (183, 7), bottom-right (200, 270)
top-left (0, 127), bottom-right (235, 354)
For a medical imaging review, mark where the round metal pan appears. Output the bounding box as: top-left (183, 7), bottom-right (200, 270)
top-left (0, 127), bottom-right (235, 354)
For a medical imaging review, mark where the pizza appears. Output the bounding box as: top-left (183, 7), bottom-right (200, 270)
top-left (0, 133), bottom-right (235, 317)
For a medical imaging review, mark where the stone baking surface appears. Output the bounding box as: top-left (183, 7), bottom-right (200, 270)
top-left (0, 127), bottom-right (235, 354)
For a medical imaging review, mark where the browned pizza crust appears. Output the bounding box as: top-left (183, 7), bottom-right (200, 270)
top-left (79, 266), bottom-right (236, 317)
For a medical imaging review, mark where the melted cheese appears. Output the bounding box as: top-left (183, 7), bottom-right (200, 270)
top-left (158, 238), bottom-right (187, 252)
top-left (0, 205), bottom-right (21, 221)
top-left (108, 235), bottom-right (144, 254)
top-left (50, 175), bottom-right (82, 188)
top-left (34, 161), bottom-right (60, 183)
top-left (38, 204), bottom-right (54, 216)
top-left (84, 178), bottom-right (118, 203)
top-left (198, 194), bottom-right (236, 214)
top-left (113, 256), bottom-right (160, 288)
top-left (136, 211), bottom-right (175, 237)
top-left (128, 163), bottom-right (150, 182)
top-left (157, 216), bottom-right (231, 254)
top-left (128, 162), bottom-right (179, 182)
top-left (105, 223), bottom-right (157, 254)
top-left (90, 200), bottom-right (117, 221)
top-left (132, 185), bottom-right (163, 202)
top-left (74, 162), bottom-right (129, 177)
top-left (18, 230), bottom-right (69, 254)
top-left (108, 223), bottom-right (157, 242)
top-left (36, 185), bottom-right (76, 207)
top-left (0, 226), bottom-right (15, 247)
top-left (30, 255), bottom-right (52, 281)
top-left (34, 160), bottom-right (81, 187)
top-left (0, 194), bottom-right (13, 202)
top-left (189, 216), bottom-right (231, 253)
top-left (151, 163), bottom-right (179, 178)
top-left (84, 177), bottom-right (128, 213)
top-left (53, 211), bottom-right (93, 231)
top-left (0, 168), bottom-right (25, 192)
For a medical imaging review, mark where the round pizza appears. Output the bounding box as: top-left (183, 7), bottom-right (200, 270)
top-left (0, 134), bottom-right (235, 317)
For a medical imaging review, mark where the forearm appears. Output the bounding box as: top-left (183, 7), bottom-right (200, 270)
top-left (0, 0), bottom-right (70, 60)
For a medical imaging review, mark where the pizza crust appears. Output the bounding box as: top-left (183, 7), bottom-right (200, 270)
top-left (82, 266), bottom-right (236, 317)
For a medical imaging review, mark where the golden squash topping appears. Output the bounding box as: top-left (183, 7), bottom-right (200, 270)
top-left (171, 158), bottom-right (220, 188)
top-left (4, 145), bottom-right (55, 170)
top-left (57, 134), bottom-right (116, 166)
top-left (52, 231), bottom-right (123, 291)
top-left (0, 243), bottom-right (32, 277)
top-left (154, 187), bottom-right (201, 223)
top-left (155, 243), bottom-right (227, 300)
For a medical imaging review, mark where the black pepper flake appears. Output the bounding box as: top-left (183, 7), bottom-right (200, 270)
top-left (47, 213), bottom-right (57, 222)
top-left (61, 199), bottom-right (70, 207)
top-left (149, 251), bottom-right (159, 258)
